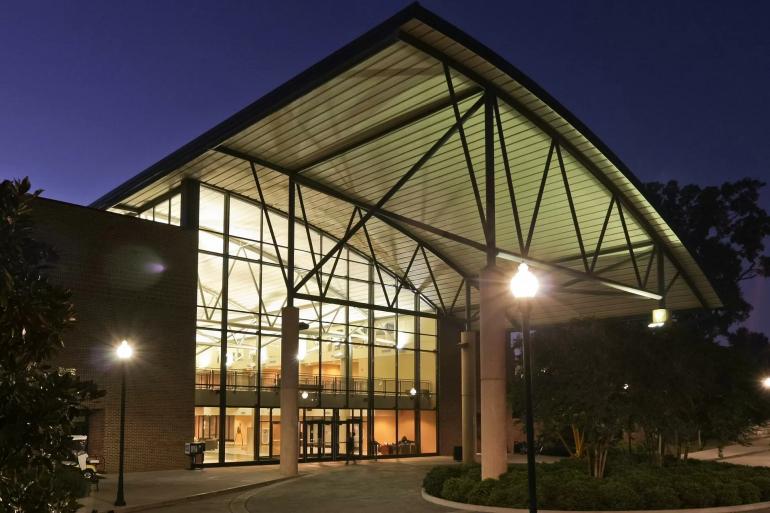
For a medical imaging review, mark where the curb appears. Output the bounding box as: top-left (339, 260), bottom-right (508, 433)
top-left (91, 474), bottom-right (302, 513)
top-left (421, 489), bottom-right (770, 513)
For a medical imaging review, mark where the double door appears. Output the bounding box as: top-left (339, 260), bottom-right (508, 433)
top-left (302, 410), bottom-right (363, 461)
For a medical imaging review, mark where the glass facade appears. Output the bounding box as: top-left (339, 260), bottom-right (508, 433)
top-left (138, 193), bottom-right (181, 225)
top-left (190, 184), bottom-right (439, 464)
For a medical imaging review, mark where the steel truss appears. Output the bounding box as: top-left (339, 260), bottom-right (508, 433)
top-left (212, 34), bottom-right (708, 325)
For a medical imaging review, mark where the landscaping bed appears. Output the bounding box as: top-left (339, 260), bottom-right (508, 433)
top-left (423, 459), bottom-right (770, 510)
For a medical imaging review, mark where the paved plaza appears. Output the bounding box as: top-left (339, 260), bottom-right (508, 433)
top-left (78, 443), bottom-right (770, 513)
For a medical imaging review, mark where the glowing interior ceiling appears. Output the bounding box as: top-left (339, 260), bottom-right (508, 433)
top-left (93, 4), bottom-right (720, 325)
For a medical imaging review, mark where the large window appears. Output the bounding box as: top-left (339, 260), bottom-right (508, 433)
top-left (192, 184), bottom-right (440, 463)
top-left (138, 193), bottom-right (181, 225)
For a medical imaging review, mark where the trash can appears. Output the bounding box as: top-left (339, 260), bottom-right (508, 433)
top-left (185, 442), bottom-right (206, 470)
top-left (453, 445), bottom-right (462, 462)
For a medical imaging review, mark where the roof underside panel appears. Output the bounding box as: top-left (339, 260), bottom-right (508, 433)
top-left (98, 6), bottom-right (720, 326)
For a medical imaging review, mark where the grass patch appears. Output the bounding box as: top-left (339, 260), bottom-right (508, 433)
top-left (423, 458), bottom-right (770, 510)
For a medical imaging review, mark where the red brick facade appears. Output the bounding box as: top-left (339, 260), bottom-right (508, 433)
top-left (31, 198), bottom-right (197, 472)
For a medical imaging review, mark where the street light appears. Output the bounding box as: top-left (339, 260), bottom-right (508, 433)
top-left (510, 263), bottom-right (539, 513)
top-left (114, 340), bottom-right (132, 507)
top-left (761, 377), bottom-right (770, 390)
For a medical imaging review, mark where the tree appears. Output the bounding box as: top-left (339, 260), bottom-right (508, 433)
top-left (644, 179), bottom-right (770, 334)
top-left (509, 179), bottom-right (770, 478)
top-left (0, 178), bottom-right (101, 513)
top-left (511, 319), bottom-right (637, 478)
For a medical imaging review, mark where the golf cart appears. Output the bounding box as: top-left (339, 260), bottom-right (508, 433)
top-left (67, 435), bottom-right (101, 481)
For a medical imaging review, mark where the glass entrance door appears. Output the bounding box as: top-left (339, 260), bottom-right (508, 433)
top-left (338, 418), bottom-right (363, 460)
top-left (301, 409), bottom-right (364, 461)
top-left (303, 420), bottom-right (331, 460)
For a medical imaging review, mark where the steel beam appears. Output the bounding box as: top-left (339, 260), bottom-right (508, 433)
top-left (292, 94), bottom-right (485, 294)
top-left (215, 146), bottom-right (474, 284)
top-left (485, 91), bottom-right (496, 265)
top-left (398, 31), bottom-right (708, 309)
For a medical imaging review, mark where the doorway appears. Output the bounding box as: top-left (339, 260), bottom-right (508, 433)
top-left (301, 409), bottom-right (363, 461)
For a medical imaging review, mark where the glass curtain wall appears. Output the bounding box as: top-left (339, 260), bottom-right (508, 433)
top-left (191, 184), bottom-right (439, 464)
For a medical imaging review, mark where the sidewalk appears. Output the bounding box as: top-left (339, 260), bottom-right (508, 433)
top-left (77, 464), bottom-right (293, 513)
top-left (690, 436), bottom-right (770, 466)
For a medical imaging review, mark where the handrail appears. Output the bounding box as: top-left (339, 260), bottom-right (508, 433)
top-left (194, 369), bottom-right (432, 395)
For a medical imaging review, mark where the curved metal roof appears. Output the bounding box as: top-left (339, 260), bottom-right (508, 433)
top-left (91, 3), bottom-right (720, 325)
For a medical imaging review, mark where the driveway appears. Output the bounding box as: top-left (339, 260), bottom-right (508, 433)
top-left (141, 457), bottom-right (458, 513)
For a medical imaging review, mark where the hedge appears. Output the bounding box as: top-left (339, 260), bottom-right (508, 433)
top-left (422, 458), bottom-right (770, 510)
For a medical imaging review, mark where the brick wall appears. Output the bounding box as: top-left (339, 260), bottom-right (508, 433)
top-left (31, 198), bottom-right (197, 472)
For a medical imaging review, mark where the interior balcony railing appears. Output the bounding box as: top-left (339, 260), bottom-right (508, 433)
top-left (195, 369), bottom-right (432, 397)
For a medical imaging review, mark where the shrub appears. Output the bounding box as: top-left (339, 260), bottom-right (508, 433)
top-left (441, 477), bottom-right (476, 503)
top-left (619, 468), bottom-right (661, 495)
top-left (738, 481), bottom-right (762, 504)
top-left (673, 479), bottom-right (715, 508)
top-left (597, 481), bottom-right (642, 510)
top-left (423, 465), bottom-right (462, 497)
top-left (462, 464), bottom-right (482, 482)
top-left (749, 476), bottom-right (770, 501)
top-left (714, 481), bottom-right (742, 506)
top-left (424, 458), bottom-right (770, 510)
top-left (487, 482), bottom-right (528, 508)
top-left (552, 478), bottom-right (599, 510)
top-left (466, 479), bottom-right (498, 506)
top-left (643, 486), bottom-right (680, 509)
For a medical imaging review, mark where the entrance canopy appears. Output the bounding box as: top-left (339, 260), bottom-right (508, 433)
top-left (92, 3), bottom-right (720, 325)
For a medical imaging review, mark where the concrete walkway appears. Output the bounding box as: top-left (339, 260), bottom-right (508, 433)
top-left (77, 464), bottom-right (290, 513)
top-left (690, 437), bottom-right (770, 466)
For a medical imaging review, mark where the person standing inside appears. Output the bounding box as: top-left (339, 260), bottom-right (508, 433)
top-left (345, 427), bottom-right (357, 465)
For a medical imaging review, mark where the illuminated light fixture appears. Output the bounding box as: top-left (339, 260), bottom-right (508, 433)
top-left (409, 387), bottom-right (417, 396)
top-left (510, 263), bottom-right (539, 299)
top-left (226, 353), bottom-right (233, 367)
top-left (260, 347), bottom-right (268, 363)
top-left (116, 340), bottom-right (133, 360)
top-left (762, 377), bottom-right (770, 390)
top-left (623, 383), bottom-right (629, 390)
top-left (648, 308), bottom-right (670, 329)
top-left (301, 391), bottom-right (309, 399)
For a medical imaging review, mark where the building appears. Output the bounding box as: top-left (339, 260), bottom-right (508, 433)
top-left (32, 4), bottom-right (719, 475)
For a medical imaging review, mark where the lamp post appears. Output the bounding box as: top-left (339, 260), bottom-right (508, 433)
top-left (115, 339), bottom-right (133, 507)
top-left (510, 263), bottom-right (539, 513)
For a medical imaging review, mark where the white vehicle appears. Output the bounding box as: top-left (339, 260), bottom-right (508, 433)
top-left (67, 435), bottom-right (101, 481)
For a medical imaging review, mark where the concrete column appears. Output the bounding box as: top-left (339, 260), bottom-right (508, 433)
top-left (460, 330), bottom-right (477, 464)
top-left (479, 266), bottom-right (509, 479)
top-left (279, 306), bottom-right (299, 476)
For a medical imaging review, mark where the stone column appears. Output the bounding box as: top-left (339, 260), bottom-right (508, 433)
top-left (460, 330), bottom-right (477, 464)
top-left (479, 266), bottom-right (509, 479)
top-left (279, 306), bottom-right (299, 476)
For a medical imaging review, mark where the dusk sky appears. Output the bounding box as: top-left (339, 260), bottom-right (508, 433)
top-left (1, 1), bottom-right (768, 334)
